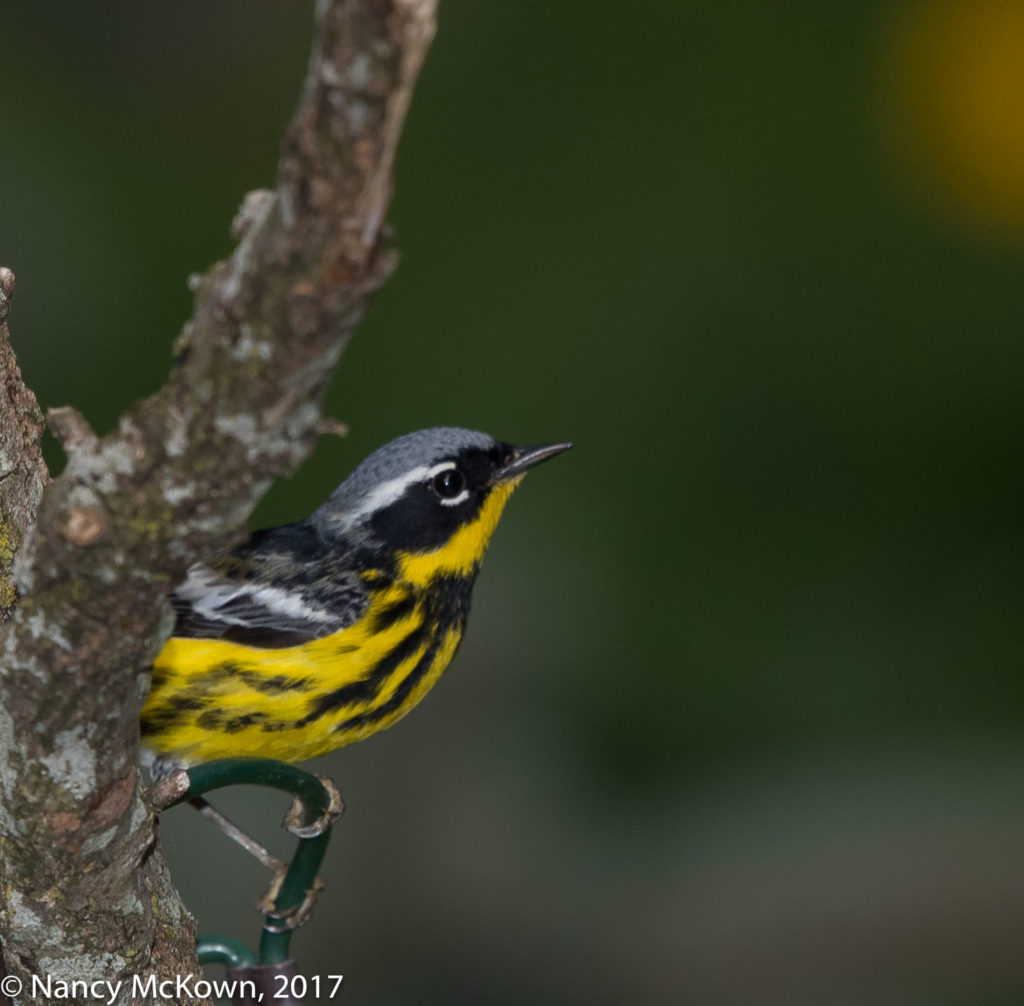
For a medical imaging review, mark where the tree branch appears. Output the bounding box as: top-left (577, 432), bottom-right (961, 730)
top-left (0, 1), bottom-right (437, 999)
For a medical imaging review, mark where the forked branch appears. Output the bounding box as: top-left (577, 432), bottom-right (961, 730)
top-left (0, 0), bottom-right (437, 996)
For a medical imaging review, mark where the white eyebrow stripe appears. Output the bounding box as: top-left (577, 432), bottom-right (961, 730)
top-left (341, 463), bottom-right (435, 526)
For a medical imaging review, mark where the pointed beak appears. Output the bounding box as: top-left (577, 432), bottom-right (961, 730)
top-left (493, 441), bottom-right (573, 483)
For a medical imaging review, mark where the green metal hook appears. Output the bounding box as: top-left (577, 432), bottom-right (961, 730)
top-left (165, 757), bottom-right (342, 965)
top-left (196, 934), bottom-right (257, 969)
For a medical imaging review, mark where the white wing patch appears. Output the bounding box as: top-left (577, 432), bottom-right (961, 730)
top-left (176, 564), bottom-right (335, 629)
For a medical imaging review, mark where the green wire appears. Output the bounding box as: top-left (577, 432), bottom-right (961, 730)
top-left (170, 757), bottom-right (338, 965)
top-left (196, 935), bottom-right (256, 969)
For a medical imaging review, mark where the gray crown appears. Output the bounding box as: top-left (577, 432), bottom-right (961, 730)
top-left (314, 427), bottom-right (495, 532)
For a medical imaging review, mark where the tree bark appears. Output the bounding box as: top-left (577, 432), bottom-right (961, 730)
top-left (0, 1), bottom-right (437, 1002)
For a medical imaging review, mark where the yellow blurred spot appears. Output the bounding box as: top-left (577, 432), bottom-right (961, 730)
top-left (877, 0), bottom-right (1024, 241)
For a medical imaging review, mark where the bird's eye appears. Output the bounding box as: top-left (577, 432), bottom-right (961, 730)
top-left (432, 468), bottom-right (466, 499)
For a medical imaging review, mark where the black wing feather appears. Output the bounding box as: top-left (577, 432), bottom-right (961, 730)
top-left (170, 522), bottom-right (370, 649)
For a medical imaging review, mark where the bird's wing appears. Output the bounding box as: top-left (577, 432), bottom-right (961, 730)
top-left (169, 526), bottom-right (370, 649)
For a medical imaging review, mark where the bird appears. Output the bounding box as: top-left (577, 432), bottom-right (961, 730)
top-left (141, 427), bottom-right (571, 769)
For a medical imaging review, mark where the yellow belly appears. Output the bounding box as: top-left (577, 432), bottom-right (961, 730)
top-left (141, 593), bottom-right (463, 766)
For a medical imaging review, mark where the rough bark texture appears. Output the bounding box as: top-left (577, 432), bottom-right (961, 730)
top-left (0, 268), bottom-right (47, 619)
top-left (0, 1), bottom-right (437, 1002)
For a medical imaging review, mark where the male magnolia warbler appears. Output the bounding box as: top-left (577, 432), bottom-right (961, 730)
top-left (141, 427), bottom-right (571, 768)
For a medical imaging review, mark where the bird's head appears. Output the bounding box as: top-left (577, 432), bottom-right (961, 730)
top-left (313, 427), bottom-right (571, 579)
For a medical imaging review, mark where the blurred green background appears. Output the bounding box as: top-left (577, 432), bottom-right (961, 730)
top-left (4, 1), bottom-right (1024, 1003)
